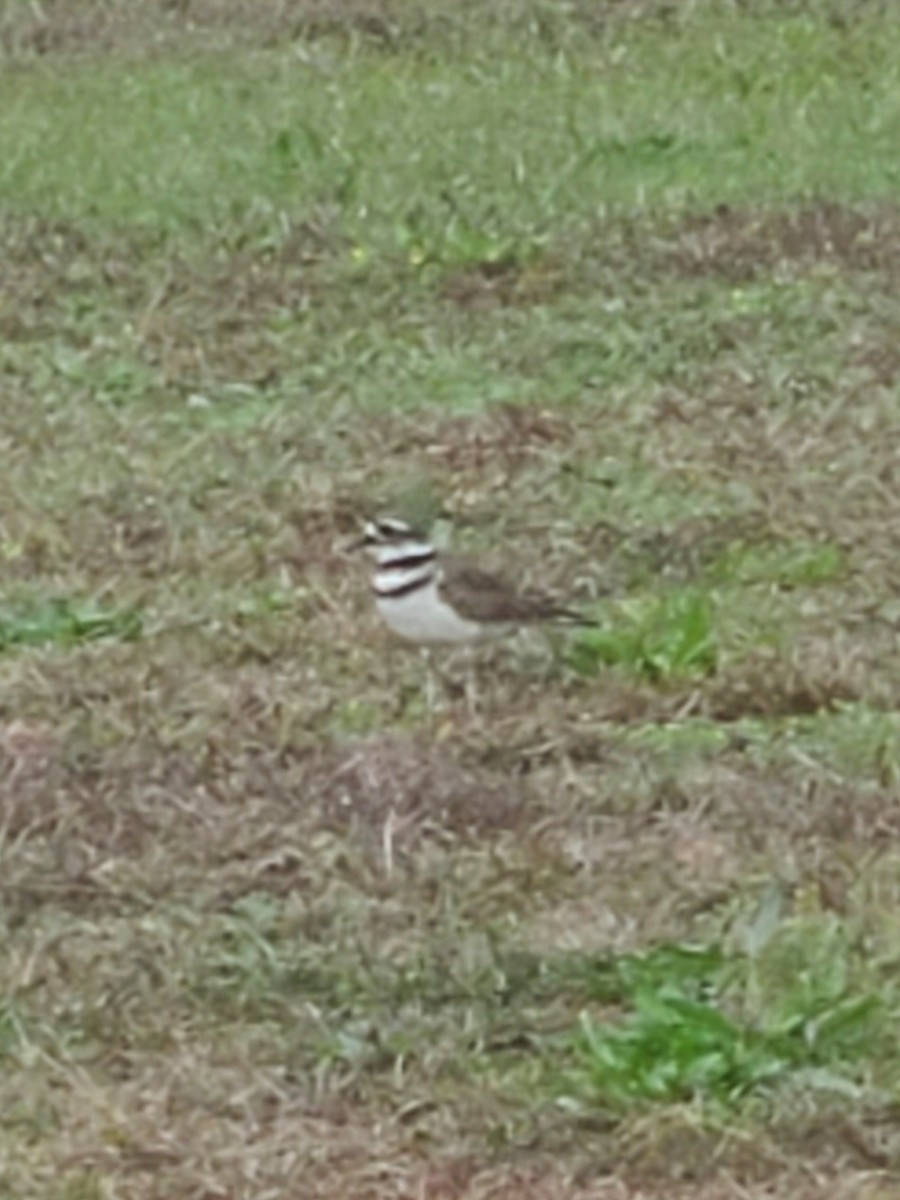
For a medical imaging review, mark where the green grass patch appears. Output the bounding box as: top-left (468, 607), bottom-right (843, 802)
top-left (567, 589), bottom-right (717, 680)
top-left (1, 8), bottom-right (898, 248)
top-left (711, 539), bottom-right (846, 589)
top-left (0, 999), bottom-right (31, 1060)
top-left (621, 720), bottom-right (732, 760)
top-left (730, 704), bottom-right (900, 786)
top-left (0, 597), bottom-right (142, 652)
top-left (557, 923), bottom-right (886, 1112)
top-left (570, 991), bottom-right (789, 1107)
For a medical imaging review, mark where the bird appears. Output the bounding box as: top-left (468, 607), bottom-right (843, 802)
top-left (355, 516), bottom-right (591, 646)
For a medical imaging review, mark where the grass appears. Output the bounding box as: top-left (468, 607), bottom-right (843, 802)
top-left (2, 1), bottom-right (900, 1197)
top-left (0, 596), bottom-right (142, 651)
top-left (567, 588), bottom-right (717, 680)
top-left (561, 930), bottom-right (884, 1111)
top-left (1, 5), bottom-right (899, 245)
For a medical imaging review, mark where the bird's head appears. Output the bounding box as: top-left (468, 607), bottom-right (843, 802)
top-left (352, 516), bottom-right (432, 559)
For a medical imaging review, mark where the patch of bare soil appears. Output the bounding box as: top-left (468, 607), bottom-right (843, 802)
top-left (0, 218), bottom-right (117, 341)
top-left (0, 717), bottom-right (544, 919)
top-left (0, 214), bottom-right (336, 383)
top-left (426, 404), bottom-right (574, 474)
top-left (39, 1060), bottom-right (898, 1200)
top-left (0, 0), bottom-right (396, 60)
top-left (440, 255), bottom-right (567, 310)
top-left (662, 202), bottom-right (900, 284)
top-left (307, 732), bottom-right (531, 846)
top-left (707, 643), bottom-right (867, 721)
top-left (0, 0), bottom-right (689, 62)
top-left (134, 238), bottom-right (329, 390)
top-left (846, 337), bottom-right (900, 388)
top-left (301, 1161), bottom-right (895, 1200)
top-left (559, 200), bottom-right (900, 297)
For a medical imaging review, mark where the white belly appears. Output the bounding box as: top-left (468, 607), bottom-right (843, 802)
top-left (376, 579), bottom-right (493, 645)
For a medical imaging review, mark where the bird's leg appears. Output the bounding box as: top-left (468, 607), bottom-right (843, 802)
top-left (463, 647), bottom-right (480, 715)
top-left (421, 647), bottom-right (439, 712)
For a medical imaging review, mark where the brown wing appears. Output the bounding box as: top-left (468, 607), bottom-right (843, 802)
top-left (438, 559), bottom-right (580, 625)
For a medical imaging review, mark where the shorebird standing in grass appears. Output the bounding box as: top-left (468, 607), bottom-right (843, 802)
top-left (355, 516), bottom-right (593, 707)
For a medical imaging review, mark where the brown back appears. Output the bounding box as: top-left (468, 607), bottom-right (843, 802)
top-left (438, 558), bottom-right (578, 624)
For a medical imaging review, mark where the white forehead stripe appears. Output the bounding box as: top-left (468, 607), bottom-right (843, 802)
top-left (379, 518), bottom-right (415, 535)
top-left (374, 540), bottom-right (434, 564)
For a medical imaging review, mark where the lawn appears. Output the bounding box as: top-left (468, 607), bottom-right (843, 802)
top-left (2, 1), bottom-right (900, 1197)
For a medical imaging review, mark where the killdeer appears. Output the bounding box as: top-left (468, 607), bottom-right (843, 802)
top-left (356, 517), bottom-right (590, 646)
